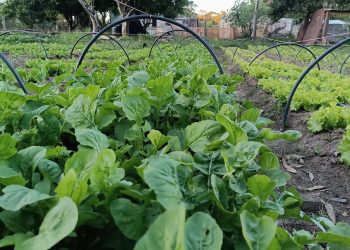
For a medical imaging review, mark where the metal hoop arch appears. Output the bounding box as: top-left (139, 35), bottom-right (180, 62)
top-left (0, 53), bottom-right (28, 94)
top-left (175, 36), bottom-right (197, 50)
top-left (69, 33), bottom-right (116, 57)
top-left (232, 37), bottom-right (260, 60)
top-left (232, 37), bottom-right (282, 61)
top-left (149, 29), bottom-right (186, 57)
top-left (293, 44), bottom-right (336, 65)
top-left (15, 36), bottom-right (49, 60)
top-left (69, 32), bottom-right (131, 65)
top-left (249, 43), bottom-right (320, 70)
top-left (0, 30), bottom-right (44, 38)
top-left (339, 53), bottom-right (350, 74)
top-left (76, 15), bottom-right (224, 74)
top-left (283, 37), bottom-right (350, 128)
top-left (1, 30), bottom-right (48, 59)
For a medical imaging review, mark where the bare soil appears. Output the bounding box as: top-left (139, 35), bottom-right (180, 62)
top-left (218, 48), bottom-right (350, 224)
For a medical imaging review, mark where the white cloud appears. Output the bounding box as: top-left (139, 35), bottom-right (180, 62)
top-left (193, 0), bottom-right (235, 13)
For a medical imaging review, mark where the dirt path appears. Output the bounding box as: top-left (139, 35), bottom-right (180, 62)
top-left (218, 48), bottom-right (350, 224)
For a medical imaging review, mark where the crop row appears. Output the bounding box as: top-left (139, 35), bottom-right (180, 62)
top-left (1, 39), bottom-right (350, 249)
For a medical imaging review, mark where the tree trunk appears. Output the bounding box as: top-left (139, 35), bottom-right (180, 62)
top-left (122, 22), bottom-right (129, 36)
top-left (90, 16), bottom-right (100, 32)
top-left (115, 1), bottom-right (133, 36)
top-left (297, 13), bottom-right (312, 41)
top-left (77, 0), bottom-right (101, 32)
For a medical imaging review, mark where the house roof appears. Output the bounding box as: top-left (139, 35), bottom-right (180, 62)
top-left (329, 19), bottom-right (349, 25)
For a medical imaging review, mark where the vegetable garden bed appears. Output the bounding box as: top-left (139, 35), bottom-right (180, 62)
top-left (1, 31), bottom-right (350, 249)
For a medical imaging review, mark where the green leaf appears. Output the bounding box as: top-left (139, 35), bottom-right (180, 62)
top-left (0, 134), bottom-right (17, 160)
top-left (185, 120), bottom-right (224, 152)
top-left (121, 94), bottom-right (150, 124)
top-left (0, 210), bottom-right (34, 233)
top-left (258, 152), bottom-right (280, 170)
top-left (147, 130), bottom-right (170, 150)
top-left (37, 159), bottom-right (61, 183)
top-left (316, 223), bottom-right (350, 248)
top-left (55, 169), bottom-right (88, 205)
top-left (64, 94), bottom-right (96, 129)
top-left (20, 101), bottom-right (49, 129)
top-left (127, 71), bottom-right (149, 88)
top-left (240, 210), bottom-right (277, 250)
top-left (143, 156), bottom-right (187, 209)
top-left (240, 108), bottom-right (261, 123)
top-left (190, 76), bottom-right (211, 108)
top-left (146, 74), bottom-right (174, 108)
top-left (75, 128), bottom-right (109, 153)
top-left (265, 169), bottom-right (291, 187)
top-left (223, 142), bottom-right (267, 169)
top-left (134, 205), bottom-right (186, 250)
top-left (95, 102), bottom-right (116, 129)
top-left (0, 166), bottom-right (25, 186)
top-left (275, 227), bottom-right (303, 250)
top-left (16, 197), bottom-right (78, 250)
top-left (216, 114), bottom-right (248, 145)
top-left (64, 147), bottom-right (98, 173)
top-left (110, 198), bottom-right (147, 240)
top-left (339, 130), bottom-right (350, 166)
top-left (90, 149), bottom-right (122, 192)
top-left (247, 175), bottom-right (276, 200)
top-left (9, 146), bottom-right (46, 179)
top-left (37, 113), bottom-right (61, 145)
top-left (0, 185), bottom-right (52, 211)
top-left (259, 128), bottom-right (302, 142)
top-left (185, 212), bottom-right (223, 250)
top-left (0, 233), bottom-right (33, 248)
top-left (0, 92), bottom-right (26, 110)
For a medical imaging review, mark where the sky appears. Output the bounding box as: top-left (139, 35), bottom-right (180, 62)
top-left (193, 0), bottom-right (235, 13)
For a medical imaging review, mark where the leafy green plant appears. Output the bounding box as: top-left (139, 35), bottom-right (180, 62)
top-left (0, 41), bottom-right (349, 249)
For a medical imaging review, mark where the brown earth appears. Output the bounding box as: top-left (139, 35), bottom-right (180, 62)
top-left (218, 48), bottom-right (350, 225)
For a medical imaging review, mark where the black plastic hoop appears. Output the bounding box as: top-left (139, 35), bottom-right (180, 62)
top-left (294, 44), bottom-right (336, 65)
top-left (15, 36), bottom-right (49, 60)
top-left (232, 37), bottom-right (283, 61)
top-left (0, 53), bottom-right (28, 94)
top-left (1, 30), bottom-right (48, 59)
top-left (249, 43), bottom-right (320, 70)
top-left (69, 32), bottom-right (116, 56)
top-left (69, 32), bottom-right (130, 65)
top-left (175, 36), bottom-right (198, 50)
top-left (0, 30), bottom-right (43, 37)
top-left (148, 29), bottom-right (186, 57)
top-left (232, 38), bottom-right (260, 59)
top-left (283, 37), bottom-right (350, 127)
top-left (76, 15), bottom-right (224, 74)
top-left (340, 53), bottom-right (350, 74)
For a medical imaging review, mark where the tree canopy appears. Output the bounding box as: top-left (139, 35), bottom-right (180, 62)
top-left (226, 0), bottom-right (270, 36)
top-left (0, 0), bottom-right (193, 31)
top-left (269, 0), bottom-right (350, 21)
top-left (0, 0), bottom-right (58, 28)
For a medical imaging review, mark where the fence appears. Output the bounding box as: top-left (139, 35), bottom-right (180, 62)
top-left (189, 27), bottom-right (237, 39)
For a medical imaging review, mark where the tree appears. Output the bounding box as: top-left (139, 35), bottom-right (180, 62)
top-left (114, 0), bottom-right (133, 35)
top-left (268, 0), bottom-right (350, 40)
top-left (76, 0), bottom-right (101, 32)
top-left (114, 0), bottom-right (192, 35)
top-left (55, 0), bottom-right (87, 31)
top-left (75, 0), bottom-right (115, 32)
top-left (183, 1), bottom-right (197, 18)
top-left (226, 0), bottom-right (269, 36)
top-left (0, 0), bottom-right (58, 29)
